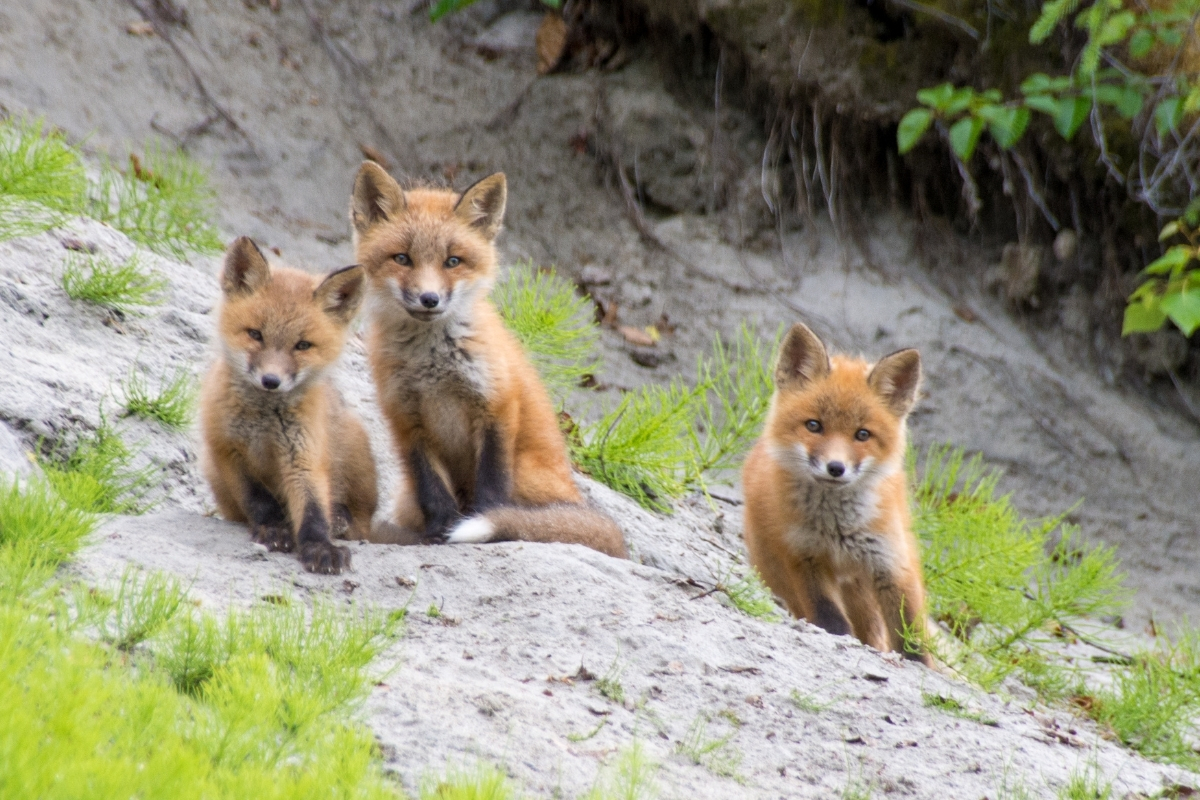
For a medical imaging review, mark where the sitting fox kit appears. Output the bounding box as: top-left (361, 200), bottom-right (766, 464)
top-left (201, 237), bottom-right (378, 574)
top-left (349, 161), bottom-right (626, 558)
top-left (742, 323), bottom-right (930, 664)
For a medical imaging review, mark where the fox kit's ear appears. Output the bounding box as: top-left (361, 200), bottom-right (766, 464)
top-left (351, 161), bottom-right (405, 235)
top-left (868, 349), bottom-right (922, 417)
top-left (454, 173), bottom-right (507, 240)
top-left (314, 264), bottom-right (366, 324)
top-left (221, 236), bottom-right (270, 297)
top-left (775, 322), bottom-right (830, 390)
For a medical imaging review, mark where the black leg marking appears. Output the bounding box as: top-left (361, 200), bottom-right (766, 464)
top-left (811, 595), bottom-right (852, 637)
top-left (470, 424), bottom-right (510, 514)
top-left (331, 503), bottom-right (353, 539)
top-left (244, 477), bottom-right (293, 552)
top-left (407, 445), bottom-right (460, 541)
top-left (297, 499), bottom-right (350, 574)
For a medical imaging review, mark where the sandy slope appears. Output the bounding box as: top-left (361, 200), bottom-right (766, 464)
top-left (1, 0), bottom-right (1196, 628)
top-left (0, 212), bottom-right (1190, 797)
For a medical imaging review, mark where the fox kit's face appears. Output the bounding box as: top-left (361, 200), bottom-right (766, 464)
top-left (217, 237), bottom-right (364, 395)
top-left (766, 324), bottom-right (921, 488)
top-left (349, 162), bottom-right (506, 324)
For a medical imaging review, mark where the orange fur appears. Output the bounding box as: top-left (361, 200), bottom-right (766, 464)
top-left (742, 322), bottom-right (930, 664)
top-left (200, 237), bottom-right (377, 574)
top-left (350, 162), bottom-right (625, 558)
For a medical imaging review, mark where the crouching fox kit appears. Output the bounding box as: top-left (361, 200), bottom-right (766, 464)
top-left (742, 322), bottom-right (931, 664)
top-left (349, 161), bottom-right (626, 558)
top-left (201, 237), bottom-right (378, 574)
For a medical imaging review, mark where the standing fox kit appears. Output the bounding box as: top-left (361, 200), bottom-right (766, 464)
top-left (349, 161), bottom-right (626, 558)
top-left (201, 237), bottom-right (378, 574)
top-left (742, 323), bottom-right (930, 664)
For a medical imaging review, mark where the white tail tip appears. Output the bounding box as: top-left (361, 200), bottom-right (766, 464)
top-left (446, 516), bottom-right (496, 544)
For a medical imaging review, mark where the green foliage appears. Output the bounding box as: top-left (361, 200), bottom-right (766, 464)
top-left (1123, 209), bottom-right (1200, 336)
top-left (913, 446), bottom-right (1129, 692)
top-left (420, 763), bottom-right (517, 800)
top-left (0, 472), bottom-right (402, 799)
top-left (573, 325), bottom-right (775, 510)
top-left (716, 567), bottom-right (782, 621)
top-left (901, 0), bottom-right (1200, 157)
top-left (121, 366), bottom-right (199, 429)
top-left (675, 714), bottom-right (742, 780)
top-left (87, 143), bottom-right (223, 258)
top-left (61, 251), bottom-right (169, 313)
top-left (494, 263), bottom-right (600, 403)
top-left (0, 116), bottom-right (87, 240)
top-left (41, 417), bottom-right (160, 515)
top-left (595, 653), bottom-right (626, 705)
top-left (496, 262), bottom-right (775, 510)
top-left (0, 118), bottom-right (220, 256)
top-left (1057, 762), bottom-right (1112, 799)
top-left (581, 742), bottom-right (659, 800)
top-left (1088, 628), bottom-right (1200, 767)
top-left (0, 476), bottom-right (97, 597)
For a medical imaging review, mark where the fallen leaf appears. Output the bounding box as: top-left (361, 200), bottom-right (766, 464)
top-left (536, 12), bottom-right (567, 75)
top-left (953, 304), bottom-right (978, 323)
top-left (126, 21), bottom-right (155, 36)
top-left (619, 325), bottom-right (656, 347)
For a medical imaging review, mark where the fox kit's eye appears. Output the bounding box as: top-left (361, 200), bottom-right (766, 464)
top-left (295, 341), bottom-right (312, 351)
top-left (247, 329), bottom-right (263, 342)
top-left (855, 428), bottom-right (870, 442)
top-left (805, 420), bottom-right (822, 434)
top-left (393, 253), bottom-right (411, 266)
top-left (445, 256), bottom-right (461, 268)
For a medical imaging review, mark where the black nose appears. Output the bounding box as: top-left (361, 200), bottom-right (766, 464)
top-left (261, 374), bottom-right (281, 390)
top-left (827, 461), bottom-right (845, 478)
top-left (419, 292), bottom-right (440, 309)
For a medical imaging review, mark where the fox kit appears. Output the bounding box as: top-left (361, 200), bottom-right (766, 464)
top-left (201, 236), bottom-right (378, 574)
top-left (742, 322), bottom-right (930, 664)
top-left (349, 161), bottom-right (626, 558)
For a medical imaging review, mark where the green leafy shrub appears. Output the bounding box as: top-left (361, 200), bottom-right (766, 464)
top-left (1123, 210), bottom-right (1200, 336)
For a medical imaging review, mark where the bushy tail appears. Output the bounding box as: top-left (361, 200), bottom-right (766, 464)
top-left (447, 504), bottom-right (627, 559)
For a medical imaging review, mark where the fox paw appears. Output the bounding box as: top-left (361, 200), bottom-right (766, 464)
top-left (252, 522), bottom-right (295, 552)
top-left (300, 540), bottom-right (351, 574)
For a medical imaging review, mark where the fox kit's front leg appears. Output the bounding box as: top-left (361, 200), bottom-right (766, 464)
top-left (243, 474), bottom-right (293, 552)
top-left (406, 440), bottom-right (462, 542)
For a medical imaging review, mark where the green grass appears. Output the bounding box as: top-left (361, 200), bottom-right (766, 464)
top-left (582, 742), bottom-right (659, 800)
top-left (0, 116), bottom-right (87, 241)
top-left (595, 653), bottom-right (626, 705)
top-left (572, 325), bottom-right (775, 511)
top-left (675, 714), bottom-right (742, 780)
top-left (87, 141), bottom-right (223, 258)
top-left (122, 366), bottom-right (198, 429)
top-left (1057, 761), bottom-right (1111, 800)
top-left (716, 567), bottom-right (781, 620)
top-left (912, 445), bottom-right (1129, 693)
top-left (420, 764), bottom-right (517, 800)
top-left (495, 263), bottom-right (600, 403)
top-left (0, 471), bottom-right (404, 799)
top-left (0, 116), bottom-right (221, 256)
top-left (496, 265), bottom-right (776, 512)
top-left (41, 417), bottom-right (160, 514)
top-left (62, 251), bottom-right (169, 313)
